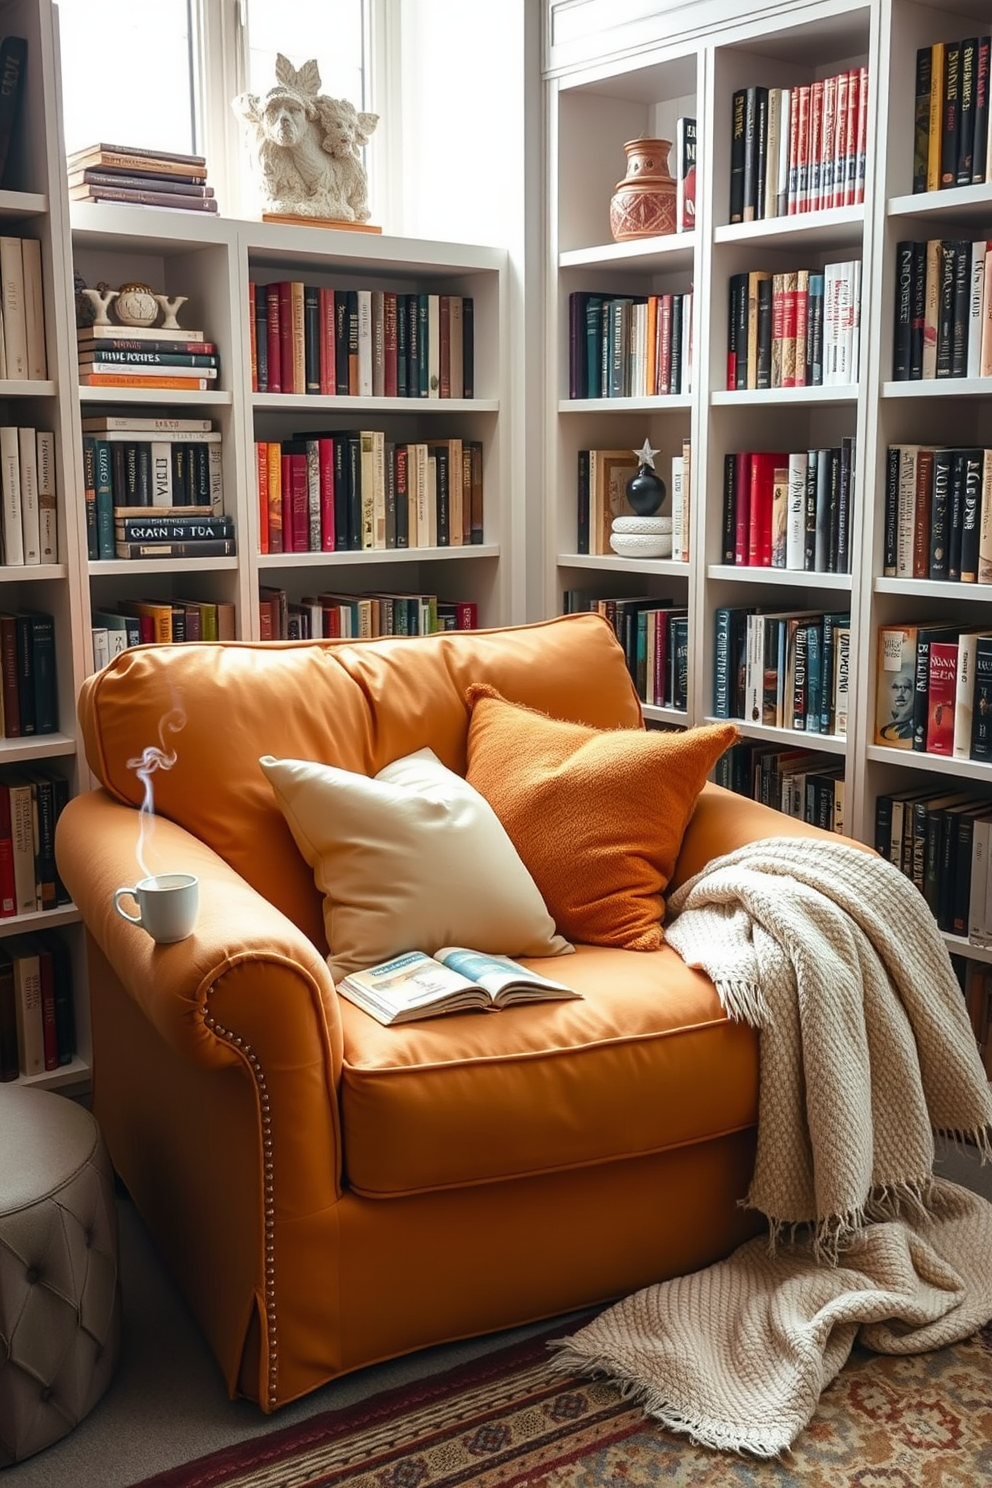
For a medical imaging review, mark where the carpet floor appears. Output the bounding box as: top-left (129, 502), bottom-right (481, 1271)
top-left (132, 1314), bottom-right (992, 1488)
top-left (5, 1141), bottom-right (992, 1487)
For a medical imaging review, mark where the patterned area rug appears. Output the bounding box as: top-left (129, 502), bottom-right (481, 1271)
top-left (131, 1317), bottom-right (992, 1488)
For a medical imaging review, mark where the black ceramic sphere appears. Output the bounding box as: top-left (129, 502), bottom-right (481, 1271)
top-left (626, 462), bottom-right (666, 516)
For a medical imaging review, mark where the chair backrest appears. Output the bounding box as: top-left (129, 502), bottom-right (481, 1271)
top-left (76, 613), bottom-right (641, 944)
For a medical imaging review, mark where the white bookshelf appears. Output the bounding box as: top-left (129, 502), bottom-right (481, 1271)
top-left (543, 0), bottom-right (992, 961)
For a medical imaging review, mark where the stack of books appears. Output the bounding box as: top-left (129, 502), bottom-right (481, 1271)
top-left (66, 142), bottom-right (218, 213)
top-left (77, 322), bottom-right (221, 392)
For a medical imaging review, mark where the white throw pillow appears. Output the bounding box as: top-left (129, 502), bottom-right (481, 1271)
top-left (259, 747), bottom-right (572, 982)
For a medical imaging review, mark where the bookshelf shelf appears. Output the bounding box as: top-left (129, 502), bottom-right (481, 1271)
top-left (710, 386), bottom-right (858, 406)
top-left (880, 380), bottom-right (992, 400)
top-left (560, 552), bottom-right (690, 578)
top-left (560, 394), bottom-right (693, 413)
top-left (707, 565), bottom-right (853, 592)
top-left (0, 562), bottom-right (67, 582)
top-left (0, 378), bottom-right (56, 396)
top-left (0, 188), bottom-right (47, 216)
top-left (250, 393), bottom-right (499, 415)
top-left (866, 747), bottom-right (992, 784)
top-left (256, 544), bottom-right (500, 571)
top-left (560, 234), bottom-right (696, 271)
top-left (78, 386), bottom-right (235, 406)
top-left (714, 204), bottom-right (865, 250)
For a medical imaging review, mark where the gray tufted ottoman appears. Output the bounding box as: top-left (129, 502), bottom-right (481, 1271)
top-left (0, 1085), bottom-right (121, 1464)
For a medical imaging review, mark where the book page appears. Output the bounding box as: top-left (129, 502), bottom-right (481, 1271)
top-left (339, 950), bottom-right (481, 1022)
top-left (435, 947), bottom-right (573, 997)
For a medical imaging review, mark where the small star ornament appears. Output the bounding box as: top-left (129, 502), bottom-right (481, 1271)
top-left (626, 439), bottom-right (666, 516)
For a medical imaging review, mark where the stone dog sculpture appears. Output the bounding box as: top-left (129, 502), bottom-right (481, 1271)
top-left (233, 55), bottom-right (379, 222)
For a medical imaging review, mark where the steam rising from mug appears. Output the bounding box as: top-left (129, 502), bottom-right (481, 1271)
top-left (127, 705), bottom-right (186, 879)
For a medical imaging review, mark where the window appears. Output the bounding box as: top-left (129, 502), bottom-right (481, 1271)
top-left (57, 0), bottom-right (371, 217)
top-left (57, 0), bottom-right (197, 159)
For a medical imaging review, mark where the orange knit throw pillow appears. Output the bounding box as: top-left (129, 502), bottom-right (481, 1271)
top-left (464, 684), bottom-right (738, 950)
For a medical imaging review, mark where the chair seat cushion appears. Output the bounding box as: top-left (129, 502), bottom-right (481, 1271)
top-left (339, 943), bottom-right (759, 1196)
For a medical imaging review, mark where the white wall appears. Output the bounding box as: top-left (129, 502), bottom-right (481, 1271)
top-left (384, 0), bottom-right (546, 619)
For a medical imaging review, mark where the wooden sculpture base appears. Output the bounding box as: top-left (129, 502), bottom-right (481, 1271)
top-left (261, 214), bottom-right (383, 233)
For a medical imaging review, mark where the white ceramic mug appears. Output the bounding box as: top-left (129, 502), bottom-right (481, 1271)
top-left (113, 872), bottom-right (199, 943)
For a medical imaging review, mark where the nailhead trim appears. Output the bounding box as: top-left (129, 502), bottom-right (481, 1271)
top-left (202, 1005), bottom-right (278, 1409)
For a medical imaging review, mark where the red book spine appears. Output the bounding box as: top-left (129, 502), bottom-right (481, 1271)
top-left (926, 641), bottom-right (958, 754)
top-left (291, 453), bottom-right (309, 553)
top-left (265, 283), bottom-right (282, 394)
top-left (256, 441), bottom-right (269, 554)
top-left (844, 68), bottom-right (859, 206)
top-left (318, 287), bottom-right (335, 395)
top-left (796, 84), bottom-right (811, 211)
top-left (734, 450), bottom-right (752, 565)
top-left (278, 282), bottom-right (294, 395)
top-left (749, 452), bottom-right (784, 566)
top-left (787, 86), bottom-right (800, 213)
top-left (455, 601), bottom-right (477, 629)
top-left (833, 71), bottom-right (850, 209)
top-left (808, 79), bottom-right (823, 211)
top-left (318, 438), bottom-right (335, 552)
top-left (281, 453), bottom-right (293, 552)
top-left (854, 66), bottom-right (868, 205)
top-left (383, 291), bottom-right (398, 398)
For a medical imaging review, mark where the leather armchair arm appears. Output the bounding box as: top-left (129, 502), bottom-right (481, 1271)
top-left (55, 788), bottom-right (343, 1163)
top-left (670, 780), bottom-right (872, 894)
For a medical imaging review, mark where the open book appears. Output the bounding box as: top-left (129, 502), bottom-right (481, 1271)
top-left (337, 947), bottom-right (581, 1026)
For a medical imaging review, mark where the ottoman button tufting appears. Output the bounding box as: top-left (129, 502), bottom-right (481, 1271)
top-left (0, 1086), bottom-right (121, 1466)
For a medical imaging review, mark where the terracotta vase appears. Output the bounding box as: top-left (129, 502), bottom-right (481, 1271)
top-left (609, 138), bottom-right (677, 242)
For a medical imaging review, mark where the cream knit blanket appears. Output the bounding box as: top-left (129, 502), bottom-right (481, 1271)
top-left (551, 837), bottom-right (992, 1455)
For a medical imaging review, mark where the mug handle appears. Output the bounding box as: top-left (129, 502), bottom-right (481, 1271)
top-left (113, 886), bottom-right (143, 927)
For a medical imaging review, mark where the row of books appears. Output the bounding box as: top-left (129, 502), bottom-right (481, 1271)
top-left (0, 929), bottom-right (76, 1081)
top-left (727, 262), bottom-right (861, 390)
top-left (248, 283), bottom-right (475, 399)
top-left (567, 290), bottom-right (693, 400)
top-left (874, 622), bottom-right (992, 760)
top-left (714, 606), bottom-right (851, 737)
top-left (67, 140), bottom-right (218, 213)
top-left (257, 586), bottom-right (477, 641)
top-left (577, 442), bottom-right (690, 560)
top-left (954, 958), bottom-right (992, 1081)
top-left (77, 320), bottom-right (220, 391)
top-left (882, 444), bottom-right (991, 584)
top-left (874, 786), bottom-right (992, 941)
top-left (913, 39), bottom-right (992, 194)
top-left (82, 424), bottom-right (224, 561)
top-left (0, 425), bottom-right (57, 566)
top-left (719, 442), bottom-right (854, 576)
top-left (562, 592), bottom-right (688, 711)
top-left (0, 764), bottom-right (70, 918)
top-left (729, 68), bottom-right (868, 223)
top-left (255, 434), bottom-right (484, 555)
top-left (0, 233), bottom-right (46, 380)
top-left (90, 598), bottom-right (236, 666)
top-left (713, 741), bottom-right (846, 835)
top-left (891, 239), bottom-right (992, 381)
top-left (0, 610), bottom-right (56, 737)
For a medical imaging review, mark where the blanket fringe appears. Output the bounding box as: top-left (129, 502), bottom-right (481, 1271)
top-left (545, 1341), bottom-right (791, 1458)
top-left (759, 1175), bottom-right (963, 1261)
top-left (712, 977), bottom-right (770, 1027)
